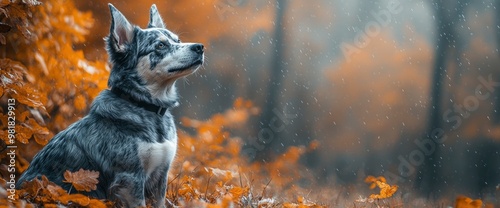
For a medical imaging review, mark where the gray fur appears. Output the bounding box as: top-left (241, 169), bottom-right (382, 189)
top-left (16, 4), bottom-right (204, 207)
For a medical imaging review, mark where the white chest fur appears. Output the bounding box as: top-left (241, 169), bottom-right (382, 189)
top-left (137, 140), bottom-right (177, 177)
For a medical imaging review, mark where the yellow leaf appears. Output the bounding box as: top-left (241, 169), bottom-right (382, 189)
top-left (365, 175), bottom-right (398, 199)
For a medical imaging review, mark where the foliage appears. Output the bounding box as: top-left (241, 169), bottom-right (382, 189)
top-left (1, 0), bottom-right (109, 139)
top-left (282, 196), bottom-right (325, 208)
top-left (0, 0), bottom-right (108, 179)
top-left (0, 0), bottom-right (107, 206)
top-left (0, 0), bottom-right (41, 44)
top-left (454, 195), bottom-right (482, 208)
top-left (0, 0), bottom-right (49, 148)
top-left (168, 98), bottom-right (324, 207)
top-left (0, 58), bottom-right (49, 147)
top-left (353, 176), bottom-right (400, 207)
top-left (13, 175), bottom-right (109, 207)
top-left (364, 176), bottom-right (398, 199)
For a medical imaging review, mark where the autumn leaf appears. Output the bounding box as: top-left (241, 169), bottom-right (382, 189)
top-left (88, 198), bottom-right (110, 208)
top-left (369, 181), bottom-right (398, 199)
top-left (73, 94), bottom-right (87, 111)
top-left (228, 186), bottom-right (249, 200)
top-left (178, 175), bottom-right (197, 201)
top-left (58, 194), bottom-right (91, 206)
top-left (455, 195), bottom-right (483, 208)
top-left (25, 117), bottom-right (50, 144)
top-left (9, 86), bottom-right (44, 108)
top-left (204, 167), bottom-right (235, 182)
top-left (365, 175), bottom-right (386, 189)
top-left (63, 169), bottom-right (99, 192)
top-left (364, 175), bottom-right (398, 199)
top-left (18, 176), bottom-right (45, 197)
top-left (14, 174), bottom-right (103, 207)
top-left (45, 184), bottom-right (67, 198)
top-left (283, 196), bottom-right (325, 208)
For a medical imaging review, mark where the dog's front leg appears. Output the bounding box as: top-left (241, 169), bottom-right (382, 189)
top-left (110, 172), bottom-right (147, 208)
top-left (145, 167), bottom-right (168, 208)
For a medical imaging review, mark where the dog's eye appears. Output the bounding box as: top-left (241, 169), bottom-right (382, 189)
top-left (156, 42), bottom-right (167, 50)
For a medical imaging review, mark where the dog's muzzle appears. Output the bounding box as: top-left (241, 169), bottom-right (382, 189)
top-left (190, 43), bottom-right (204, 55)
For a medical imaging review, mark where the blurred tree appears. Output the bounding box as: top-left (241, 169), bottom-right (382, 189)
top-left (494, 0), bottom-right (500, 124)
top-left (255, 0), bottom-right (288, 159)
top-left (417, 0), bottom-right (449, 197)
top-left (417, 0), bottom-right (469, 197)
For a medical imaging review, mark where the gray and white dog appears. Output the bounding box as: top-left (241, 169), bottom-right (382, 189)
top-left (17, 4), bottom-right (203, 207)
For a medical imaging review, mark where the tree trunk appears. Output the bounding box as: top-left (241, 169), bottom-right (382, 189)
top-left (493, 0), bottom-right (500, 124)
top-left (254, 0), bottom-right (288, 160)
top-left (416, 0), bottom-right (454, 196)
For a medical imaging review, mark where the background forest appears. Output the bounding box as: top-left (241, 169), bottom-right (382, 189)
top-left (0, 0), bottom-right (499, 207)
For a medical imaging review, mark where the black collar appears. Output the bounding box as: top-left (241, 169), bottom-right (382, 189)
top-left (110, 87), bottom-right (168, 116)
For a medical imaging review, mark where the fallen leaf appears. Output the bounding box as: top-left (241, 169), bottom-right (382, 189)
top-left (228, 186), bottom-right (249, 200)
top-left (455, 195), bottom-right (483, 208)
top-left (63, 169), bottom-right (99, 192)
top-left (58, 194), bottom-right (91, 206)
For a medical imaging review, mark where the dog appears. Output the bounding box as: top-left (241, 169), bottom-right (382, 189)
top-left (16, 4), bottom-right (204, 207)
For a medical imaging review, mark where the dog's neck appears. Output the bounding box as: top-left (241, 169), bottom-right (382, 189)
top-left (110, 87), bottom-right (170, 115)
top-left (145, 79), bottom-right (179, 105)
top-left (110, 81), bottom-right (179, 116)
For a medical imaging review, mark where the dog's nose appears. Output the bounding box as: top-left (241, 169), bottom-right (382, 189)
top-left (190, 44), bottom-right (204, 55)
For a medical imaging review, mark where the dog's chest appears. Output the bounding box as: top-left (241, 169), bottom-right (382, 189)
top-left (137, 139), bottom-right (176, 177)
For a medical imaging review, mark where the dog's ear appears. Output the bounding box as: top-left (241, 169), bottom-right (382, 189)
top-left (148, 4), bottom-right (165, 29)
top-left (108, 3), bottom-right (134, 52)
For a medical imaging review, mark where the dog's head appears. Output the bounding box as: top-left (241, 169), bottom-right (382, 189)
top-left (105, 4), bottom-right (204, 106)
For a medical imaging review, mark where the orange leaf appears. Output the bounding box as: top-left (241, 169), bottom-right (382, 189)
top-left (9, 85), bottom-right (44, 108)
top-left (233, 98), bottom-right (244, 108)
top-left (46, 184), bottom-right (67, 198)
top-left (17, 110), bottom-right (31, 122)
top-left (365, 175), bottom-right (398, 199)
top-left (297, 196), bottom-right (304, 204)
top-left (88, 198), bottom-right (110, 208)
top-left (73, 94), bottom-right (87, 111)
top-left (19, 176), bottom-right (44, 196)
top-left (455, 195), bottom-right (483, 208)
top-left (58, 194), bottom-right (91, 206)
top-left (228, 186), bottom-right (249, 200)
top-left (63, 169), bottom-right (99, 192)
top-left (25, 117), bottom-right (50, 145)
